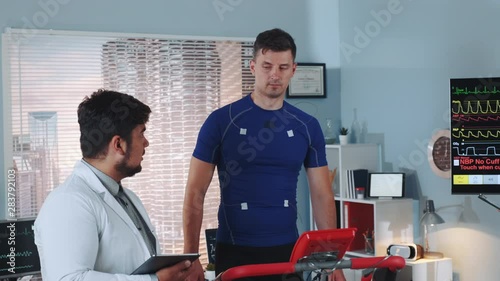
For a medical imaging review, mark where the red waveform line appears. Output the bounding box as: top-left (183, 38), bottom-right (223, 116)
top-left (452, 116), bottom-right (500, 122)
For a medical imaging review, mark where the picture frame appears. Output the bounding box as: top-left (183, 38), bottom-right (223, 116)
top-left (286, 62), bottom-right (326, 98)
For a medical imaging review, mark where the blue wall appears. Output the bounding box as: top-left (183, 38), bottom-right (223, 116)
top-left (339, 0), bottom-right (500, 280)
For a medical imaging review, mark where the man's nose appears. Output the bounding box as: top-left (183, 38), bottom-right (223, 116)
top-left (269, 67), bottom-right (279, 79)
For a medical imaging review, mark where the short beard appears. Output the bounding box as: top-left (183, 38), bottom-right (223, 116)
top-left (115, 149), bottom-right (142, 178)
top-left (267, 90), bottom-right (283, 99)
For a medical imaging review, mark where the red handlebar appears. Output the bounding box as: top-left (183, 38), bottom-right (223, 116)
top-left (219, 256), bottom-right (406, 281)
top-left (220, 262), bottom-right (295, 281)
top-left (351, 256), bottom-right (405, 272)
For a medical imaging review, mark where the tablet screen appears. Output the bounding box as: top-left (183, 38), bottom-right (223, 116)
top-left (368, 173), bottom-right (405, 198)
top-left (131, 253), bottom-right (200, 275)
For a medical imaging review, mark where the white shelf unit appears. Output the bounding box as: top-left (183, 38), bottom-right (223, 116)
top-left (310, 144), bottom-right (379, 230)
top-left (324, 144), bottom-right (380, 199)
top-left (342, 198), bottom-right (414, 257)
top-left (310, 144), bottom-right (413, 256)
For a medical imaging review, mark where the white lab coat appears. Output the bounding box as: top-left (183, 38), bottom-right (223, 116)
top-left (35, 160), bottom-right (160, 281)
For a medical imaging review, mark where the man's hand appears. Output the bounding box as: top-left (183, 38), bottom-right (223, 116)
top-left (184, 259), bottom-right (205, 281)
top-left (156, 259), bottom-right (195, 281)
top-left (328, 269), bottom-right (346, 281)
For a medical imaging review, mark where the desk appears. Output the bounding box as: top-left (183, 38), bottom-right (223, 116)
top-left (402, 257), bottom-right (453, 281)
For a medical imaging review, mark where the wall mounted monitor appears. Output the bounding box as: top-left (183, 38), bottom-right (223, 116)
top-left (450, 77), bottom-right (500, 194)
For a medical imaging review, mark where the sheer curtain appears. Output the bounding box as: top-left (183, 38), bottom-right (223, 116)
top-left (3, 28), bottom-right (254, 266)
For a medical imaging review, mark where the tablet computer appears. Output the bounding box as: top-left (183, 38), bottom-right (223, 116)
top-left (368, 172), bottom-right (405, 198)
top-left (131, 253), bottom-right (200, 275)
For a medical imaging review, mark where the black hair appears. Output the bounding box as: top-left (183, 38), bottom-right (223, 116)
top-left (253, 28), bottom-right (297, 61)
top-left (77, 89), bottom-right (151, 158)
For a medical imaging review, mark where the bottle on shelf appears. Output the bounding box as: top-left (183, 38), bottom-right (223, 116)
top-left (351, 108), bottom-right (361, 144)
top-left (324, 118), bottom-right (336, 144)
top-left (360, 119), bottom-right (368, 144)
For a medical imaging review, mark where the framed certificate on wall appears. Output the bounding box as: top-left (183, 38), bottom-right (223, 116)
top-left (286, 63), bottom-right (326, 98)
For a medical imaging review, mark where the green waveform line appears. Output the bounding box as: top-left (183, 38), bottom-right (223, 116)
top-left (15, 228), bottom-right (35, 237)
top-left (0, 264), bottom-right (34, 272)
top-left (0, 251), bottom-right (33, 259)
top-left (452, 86), bottom-right (500, 95)
top-left (0, 228), bottom-right (35, 238)
top-left (451, 100), bottom-right (500, 114)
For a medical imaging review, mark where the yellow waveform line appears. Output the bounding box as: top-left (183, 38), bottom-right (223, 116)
top-left (452, 130), bottom-right (500, 138)
top-left (451, 100), bottom-right (500, 114)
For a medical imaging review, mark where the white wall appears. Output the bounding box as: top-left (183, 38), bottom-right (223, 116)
top-left (338, 0), bottom-right (500, 280)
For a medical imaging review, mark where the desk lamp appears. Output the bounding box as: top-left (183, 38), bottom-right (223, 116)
top-left (419, 200), bottom-right (445, 259)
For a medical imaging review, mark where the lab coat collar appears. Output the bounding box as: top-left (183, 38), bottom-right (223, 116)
top-left (71, 160), bottom-right (144, 237)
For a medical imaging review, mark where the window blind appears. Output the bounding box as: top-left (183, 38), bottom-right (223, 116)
top-left (2, 28), bottom-right (255, 265)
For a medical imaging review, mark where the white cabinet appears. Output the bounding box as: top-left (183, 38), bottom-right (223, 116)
top-left (343, 257), bottom-right (453, 281)
top-left (310, 144), bottom-right (380, 229)
top-left (311, 144), bottom-right (413, 257)
top-left (403, 258), bottom-right (453, 281)
top-left (342, 198), bottom-right (414, 257)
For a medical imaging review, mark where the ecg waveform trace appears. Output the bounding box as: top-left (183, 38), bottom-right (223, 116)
top-left (451, 100), bottom-right (500, 114)
top-left (452, 86), bottom-right (500, 95)
top-left (453, 146), bottom-right (500, 156)
top-left (452, 115), bottom-right (500, 122)
top-left (452, 130), bottom-right (500, 139)
top-left (0, 265), bottom-right (35, 273)
top-left (0, 251), bottom-right (34, 260)
top-left (0, 227), bottom-right (35, 238)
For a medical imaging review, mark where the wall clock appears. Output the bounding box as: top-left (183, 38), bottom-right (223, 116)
top-left (427, 129), bottom-right (451, 178)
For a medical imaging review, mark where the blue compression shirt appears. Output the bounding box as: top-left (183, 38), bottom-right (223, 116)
top-left (193, 94), bottom-right (327, 247)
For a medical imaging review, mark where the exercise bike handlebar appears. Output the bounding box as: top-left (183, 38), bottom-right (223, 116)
top-left (218, 255), bottom-right (405, 281)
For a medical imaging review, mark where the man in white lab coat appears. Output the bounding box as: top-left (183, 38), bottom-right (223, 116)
top-left (35, 89), bottom-right (194, 281)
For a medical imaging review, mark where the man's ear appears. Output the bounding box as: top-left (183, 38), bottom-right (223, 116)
top-left (250, 59), bottom-right (256, 75)
top-left (111, 135), bottom-right (126, 155)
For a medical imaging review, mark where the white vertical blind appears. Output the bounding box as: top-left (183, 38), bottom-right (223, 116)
top-left (3, 29), bottom-right (254, 266)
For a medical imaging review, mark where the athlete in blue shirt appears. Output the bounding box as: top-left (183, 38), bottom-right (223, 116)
top-left (183, 28), bottom-right (345, 281)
